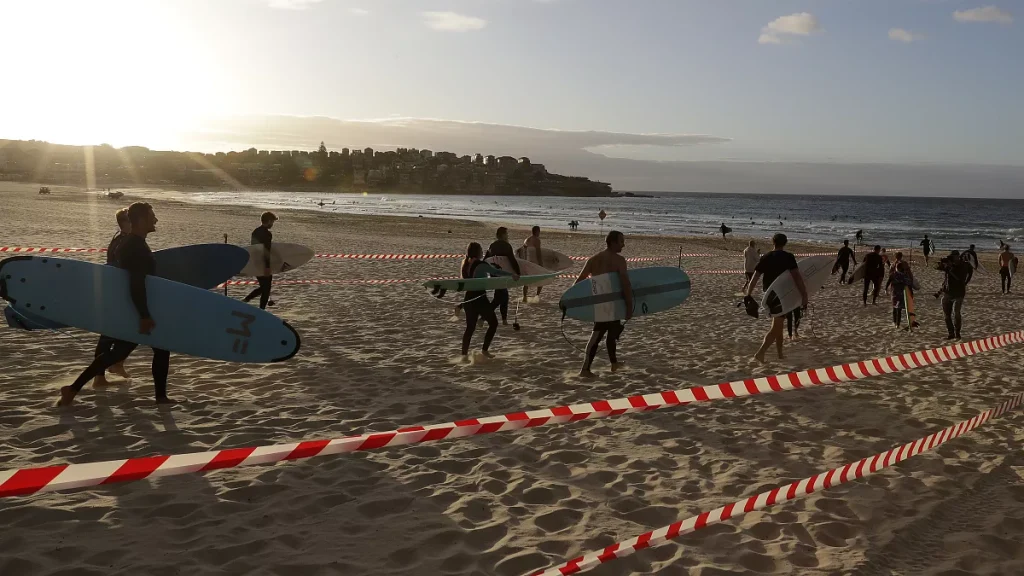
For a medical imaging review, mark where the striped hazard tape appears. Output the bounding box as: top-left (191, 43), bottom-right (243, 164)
top-left (0, 330), bottom-right (1020, 499)
top-left (531, 392), bottom-right (1024, 576)
top-left (0, 246), bottom-right (105, 254)
top-left (222, 271), bottom-right (737, 287)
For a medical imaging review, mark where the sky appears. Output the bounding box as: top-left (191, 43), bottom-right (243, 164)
top-left (1, 0), bottom-right (1022, 193)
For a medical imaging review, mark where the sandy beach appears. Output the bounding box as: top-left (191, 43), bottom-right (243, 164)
top-left (1, 182), bottom-right (1023, 576)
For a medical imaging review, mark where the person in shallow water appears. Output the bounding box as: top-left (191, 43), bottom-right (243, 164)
top-left (459, 242), bottom-right (517, 361)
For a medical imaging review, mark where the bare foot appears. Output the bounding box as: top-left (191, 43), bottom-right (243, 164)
top-left (577, 369), bottom-right (596, 379)
top-left (610, 362), bottom-right (624, 373)
top-left (57, 386), bottom-right (77, 407)
top-left (753, 353), bottom-right (766, 363)
top-left (93, 375), bottom-right (114, 388)
top-left (109, 362), bottom-right (130, 379)
top-left (480, 350), bottom-right (494, 358)
top-left (458, 354), bottom-right (470, 364)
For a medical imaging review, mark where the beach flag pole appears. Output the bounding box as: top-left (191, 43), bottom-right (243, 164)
top-left (223, 234), bottom-right (229, 297)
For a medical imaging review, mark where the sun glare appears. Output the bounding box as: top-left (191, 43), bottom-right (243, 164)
top-left (1, 0), bottom-right (224, 148)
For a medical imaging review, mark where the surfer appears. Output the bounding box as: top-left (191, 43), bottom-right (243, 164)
top-left (575, 231), bottom-right (632, 378)
top-left (890, 261), bottom-right (914, 329)
top-left (743, 240), bottom-right (760, 287)
top-left (745, 233), bottom-right (807, 363)
top-left (92, 208), bottom-right (134, 387)
top-left (961, 244), bottom-right (979, 284)
top-left (720, 223), bottom-right (730, 240)
top-left (855, 230), bottom-right (863, 246)
top-left (862, 245), bottom-right (886, 306)
top-left (59, 202), bottom-right (172, 407)
top-left (242, 212), bottom-right (277, 310)
top-left (920, 235), bottom-right (933, 265)
top-left (885, 251), bottom-right (908, 294)
top-left (836, 240), bottom-right (857, 285)
top-left (460, 242), bottom-right (517, 360)
top-left (998, 244), bottom-right (1014, 294)
top-left (937, 251), bottom-right (970, 340)
top-left (485, 227), bottom-right (522, 324)
top-left (522, 226), bottom-right (543, 301)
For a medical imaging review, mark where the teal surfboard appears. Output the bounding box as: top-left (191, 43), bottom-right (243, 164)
top-left (5, 243), bottom-right (249, 331)
top-left (0, 256), bottom-right (300, 363)
top-left (559, 267), bottom-right (690, 322)
top-left (424, 272), bottom-right (558, 293)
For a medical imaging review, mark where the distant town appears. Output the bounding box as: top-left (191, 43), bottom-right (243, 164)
top-left (0, 139), bottom-right (614, 197)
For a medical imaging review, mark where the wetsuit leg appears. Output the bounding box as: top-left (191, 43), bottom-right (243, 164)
top-left (257, 275), bottom-right (272, 309)
top-left (492, 289), bottom-right (509, 322)
top-left (94, 335), bottom-right (117, 376)
top-left (893, 307), bottom-right (901, 326)
top-left (786, 312), bottom-right (794, 338)
top-left (942, 296), bottom-right (955, 337)
top-left (840, 263), bottom-right (849, 284)
top-left (583, 324), bottom-right (609, 371)
top-left (462, 306), bottom-right (480, 355)
top-left (69, 340), bottom-right (138, 394)
top-left (862, 277), bottom-right (871, 304)
top-left (871, 277), bottom-right (882, 303)
top-left (481, 307), bottom-right (499, 351)
top-left (152, 348), bottom-right (170, 399)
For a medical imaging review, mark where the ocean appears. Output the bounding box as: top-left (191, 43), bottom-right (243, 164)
top-left (150, 190), bottom-right (1024, 250)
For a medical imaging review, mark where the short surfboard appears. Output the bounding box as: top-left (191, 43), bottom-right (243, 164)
top-left (486, 256), bottom-right (557, 287)
top-left (515, 246), bottom-right (574, 272)
top-left (241, 242), bottom-right (315, 276)
top-left (762, 255), bottom-right (832, 317)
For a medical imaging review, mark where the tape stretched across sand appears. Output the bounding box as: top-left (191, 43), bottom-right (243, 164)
top-left (220, 270), bottom-right (742, 287)
top-left (1, 331), bottom-right (1020, 499)
top-left (530, 392), bottom-right (1024, 576)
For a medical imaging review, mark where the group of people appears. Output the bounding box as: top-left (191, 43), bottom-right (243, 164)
top-left (458, 226), bottom-right (632, 377)
top-left (56, 205), bottom-right (282, 406)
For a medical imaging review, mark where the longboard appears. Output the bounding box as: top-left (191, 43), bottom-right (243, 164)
top-left (241, 242), bottom-right (315, 276)
top-left (559, 267), bottom-right (690, 322)
top-left (5, 244), bottom-right (249, 331)
top-left (486, 256), bottom-right (557, 287)
top-left (0, 256), bottom-right (300, 363)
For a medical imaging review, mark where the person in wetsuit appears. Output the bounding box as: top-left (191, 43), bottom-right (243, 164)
top-left (999, 244), bottom-right (1014, 294)
top-left (862, 245), bottom-right (886, 306)
top-left (745, 233), bottom-right (807, 363)
top-left (890, 261), bottom-right (913, 329)
top-left (242, 212), bottom-right (277, 309)
top-left (522, 226), bottom-right (544, 301)
top-left (920, 234), bottom-right (933, 265)
top-left (939, 251), bottom-right (971, 340)
top-left (59, 202), bottom-right (172, 407)
top-left (461, 242), bottom-right (517, 360)
top-left (92, 207), bottom-right (134, 387)
top-left (836, 239), bottom-right (857, 285)
top-left (575, 231), bottom-right (632, 377)
top-left (485, 227), bottom-right (521, 325)
top-left (961, 244), bottom-right (979, 285)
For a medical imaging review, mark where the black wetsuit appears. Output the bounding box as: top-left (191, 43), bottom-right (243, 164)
top-left (485, 240), bottom-right (521, 323)
top-left (961, 250), bottom-right (978, 284)
top-left (862, 252), bottom-right (885, 304)
top-left (837, 246), bottom-right (855, 284)
top-left (243, 225), bottom-right (273, 309)
top-left (461, 259), bottom-right (504, 355)
top-left (95, 231), bottom-right (129, 366)
top-left (68, 234), bottom-right (170, 400)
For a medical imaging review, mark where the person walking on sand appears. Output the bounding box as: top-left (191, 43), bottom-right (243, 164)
top-left (961, 244), bottom-right (979, 285)
top-left (890, 261), bottom-right (914, 329)
top-left (59, 203), bottom-right (173, 407)
top-left (92, 207), bottom-right (134, 387)
top-left (920, 234), bottom-right (933, 265)
top-left (999, 244), bottom-right (1015, 294)
top-left (242, 212), bottom-right (277, 309)
top-left (460, 242), bottom-right (517, 361)
top-left (862, 245), bottom-right (886, 306)
top-left (836, 239), bottom-right (857, 285)
top-left (939, 250), bottom-right (971, 340)
top-left (522, 225), bottom-right (544, 302)
top-left (720, 223), bottom-right (729, 240)
top-left (743, 240), bottom-right (760, 288)
top-left (485, 227), bottom-right (521, 325)
top-left (745, 233), bottom-right (807, 363)
top-left (576, 231), bottom-right (633, 378)
top-left (885, 251), bottom-right (909, 294)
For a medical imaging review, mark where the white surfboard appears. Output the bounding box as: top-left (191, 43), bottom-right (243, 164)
top-left (516, 246), bottom-right (573, 271)
top-left (241, 242), bottom-right (314, 276)
top-left (762, 255), bottom-right (833, 317)
top-left (486, 256), bottom-right (557, 287)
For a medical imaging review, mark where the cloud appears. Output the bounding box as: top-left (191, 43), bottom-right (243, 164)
top-left (422, 11), bottom-right (487, 32)
top-left (266, 0), bottom-right (323, 9)
top-left (953, 6), bottom-right (1013, 24)
top-left (350, 7), bottom-right (369, 16)
top-left (759, 12), bottom-right (822, 45)
top-left (888, 28), bottom-right (924, 42)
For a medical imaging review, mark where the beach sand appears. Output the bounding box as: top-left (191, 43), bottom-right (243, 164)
top-left (1, 183), bottom-right (1023, 576)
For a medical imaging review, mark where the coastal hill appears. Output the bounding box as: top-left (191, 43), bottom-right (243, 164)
top-left (0, 139), bottom-right (613, 197)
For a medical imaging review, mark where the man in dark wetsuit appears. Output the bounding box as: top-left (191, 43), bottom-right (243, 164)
top-left (862, 245), bottom-right (886, 306)
top-left (576, 231), bottom-right (632, 377)
top-left (485, 226), bottom-right (521, 325)
top-left (93, 207), bottom-right (134, 387)
top-left (920, 234), bottom-right (933, 265)
top-left (940, 251), bottom-right (971, 340)
top-left (961, 244), bottom-right (979, 285)
top-left (59, 202), bottom-right (172, 407)
top-left (243, 212), bottom-right (277, 309)
top-left (836, 240), bottom-right (857, 285)
top-left (745, 233), bottom-right (807, 363)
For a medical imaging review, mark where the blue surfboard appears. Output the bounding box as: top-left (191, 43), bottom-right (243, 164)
top-left (5, 243), bottom-right (249, 331)
top-left (0, 256), bottom-right (300, 363)
top-left (559, 267), bottom-right (691, 322)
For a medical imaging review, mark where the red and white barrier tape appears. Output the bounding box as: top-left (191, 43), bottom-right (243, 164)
top-left (0, 246), bottom-right (106, 254)
top-left (531, 392), bottom-right (1024, 576)
top-left (221, 271), bottom-right (737, 287)
top-left (315, 253), bottom-right (460, 260)
top-left (1, 331), bottom-right (1019, 499)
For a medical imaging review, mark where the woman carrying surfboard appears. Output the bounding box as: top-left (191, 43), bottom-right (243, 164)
top-left (460, 242), bottom-right (518, 361)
